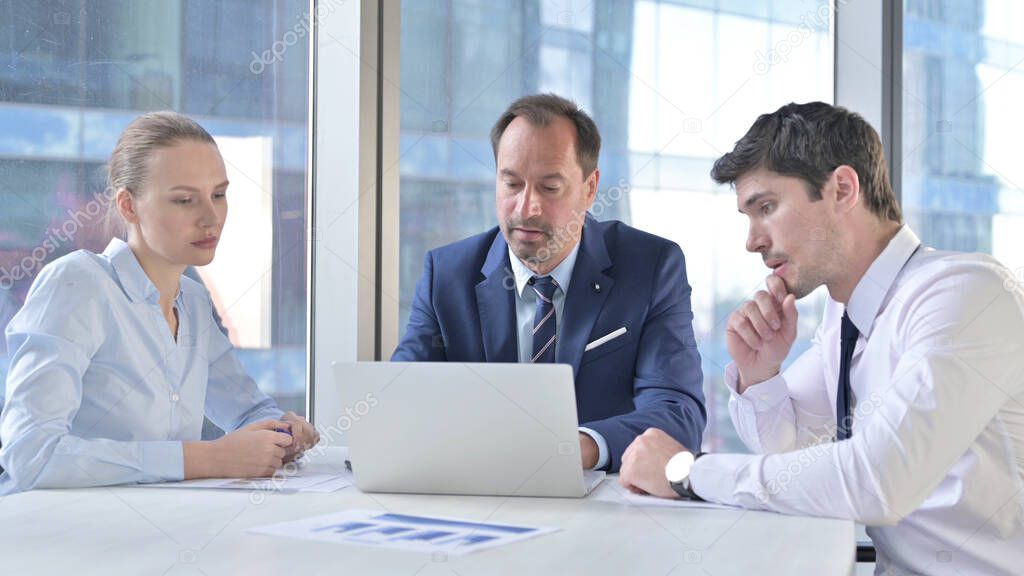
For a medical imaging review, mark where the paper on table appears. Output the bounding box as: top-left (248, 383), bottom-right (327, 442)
top-left (589, 482), bottom-right (738, 510)
top-left (248, 509), bottom-right (559, 556)
top-left (620, 491), bottom-right (739, 510)
top-left (299, 475), bottom-right (355, 493)
top-left (144, 470), bottom-right (353, 493)
top-left (583, 470), bottom-right (606, 493)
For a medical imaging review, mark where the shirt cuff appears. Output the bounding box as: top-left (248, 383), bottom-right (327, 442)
top-left (139, 441), bottom-right (186, 483)
top-left (578, 427), bottom-right (609, 470)
top-left (688, 452), bottom-right (754, 506)
top-left (238, 406), bottom-right (286, 429)
top-left (725, 362), bottom-right (791, 413)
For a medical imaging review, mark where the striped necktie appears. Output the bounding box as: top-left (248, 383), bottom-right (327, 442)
top-left (529, 275), bottom-right (559, 363)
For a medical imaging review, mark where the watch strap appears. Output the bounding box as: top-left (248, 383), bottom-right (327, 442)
top-left (669, 451), bottom-right (705, 501)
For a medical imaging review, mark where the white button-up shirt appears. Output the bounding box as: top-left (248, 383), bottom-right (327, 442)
top-left (0, 238), bottom-right (283, 494)
top-left (690, 226), bottom-right (1024, 574)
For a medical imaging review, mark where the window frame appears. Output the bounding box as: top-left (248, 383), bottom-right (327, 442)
top-left (308, 0), bottom-right (400, 426)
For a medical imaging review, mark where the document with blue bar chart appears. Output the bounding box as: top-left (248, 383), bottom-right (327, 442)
top-left (248, 509), bottom-right (559, 555)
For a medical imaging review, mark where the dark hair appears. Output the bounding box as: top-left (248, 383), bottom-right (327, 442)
top-left (105, 111), bottom-right (217, 235)
top-left (711, 101), bottom-right (901, 223)
top-left (490, 93), bottom-right (601, 178)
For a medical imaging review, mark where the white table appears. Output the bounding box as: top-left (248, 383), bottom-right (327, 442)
top-left (0, 448), bottom-right (854, 575)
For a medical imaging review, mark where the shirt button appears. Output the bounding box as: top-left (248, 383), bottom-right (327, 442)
top-left (170, 393), bottom-right (180, 402)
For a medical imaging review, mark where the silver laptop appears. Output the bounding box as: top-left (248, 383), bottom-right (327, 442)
top-left (330, 362), bottom-right (605, 498)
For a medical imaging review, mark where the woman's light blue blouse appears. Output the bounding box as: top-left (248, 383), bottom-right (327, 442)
top-left (0, 238), bottom-right (283, 494)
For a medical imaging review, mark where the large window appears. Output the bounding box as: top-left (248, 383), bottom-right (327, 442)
top-left (902, 0), bottom-right (1024, 278)
top-left (0, 1), bottom-right (309, 427)
top-left (398, 0), bottom-right (834, 452)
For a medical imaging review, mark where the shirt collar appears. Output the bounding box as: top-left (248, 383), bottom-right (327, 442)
top-left (507, 239), bottom-right (581, 299)
top-left (103, 238), bottom-right (180, 306)
top-left (846, 225), bottom-right (921, 337)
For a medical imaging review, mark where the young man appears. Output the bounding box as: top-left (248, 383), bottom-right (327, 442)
top-left (393, 94), bottom-right (705, 472)
top-left (619, 102), bottom-right (1024, 574)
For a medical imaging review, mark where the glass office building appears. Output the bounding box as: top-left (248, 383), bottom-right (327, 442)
top-left (902, 0), bottom-right (1017, 257)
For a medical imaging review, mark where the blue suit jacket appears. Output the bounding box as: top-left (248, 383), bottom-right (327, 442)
top-left (392, 215), bottom-right (706, 471)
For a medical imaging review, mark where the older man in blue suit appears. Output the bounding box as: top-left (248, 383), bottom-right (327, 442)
top-left (393, 93), bottom-right (705, 472)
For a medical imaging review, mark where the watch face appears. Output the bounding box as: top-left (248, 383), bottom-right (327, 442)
top-left (665, 451), bottom-right (695, 484)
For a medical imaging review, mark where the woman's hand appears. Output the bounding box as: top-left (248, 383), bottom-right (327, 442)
top-left (183, 419), bottom-right (293, 479)
top-left (280, 411), bottom-right (320, 462)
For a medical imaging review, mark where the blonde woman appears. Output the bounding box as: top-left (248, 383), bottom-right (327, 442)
top-left (0, 112), bottom-right (318, 494)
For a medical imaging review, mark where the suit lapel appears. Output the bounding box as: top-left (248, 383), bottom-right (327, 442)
top-left (475, 231), bottom-right (518, 362)
top-left (557, 216), bottom-right (614, 375)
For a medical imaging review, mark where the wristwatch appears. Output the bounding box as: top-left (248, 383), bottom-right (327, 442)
top-left (666, 450), bottom-right (704, 501)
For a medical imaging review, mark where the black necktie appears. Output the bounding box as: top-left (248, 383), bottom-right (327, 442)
top-left (529, 276), bottom-right (559, 363)
top-left (836, 311), bottom-right (859, 440)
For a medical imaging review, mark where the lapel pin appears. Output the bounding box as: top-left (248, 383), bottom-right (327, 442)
top-left (593, 282), bottom-right (601, 293)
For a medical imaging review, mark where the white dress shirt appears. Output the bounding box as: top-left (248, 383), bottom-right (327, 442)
top-left (690, 226), bottom-right (1024, 574)
top-left (0, 238), bottom-right (283, 494)
top-left (507, 243), bottom-right (609, 470)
